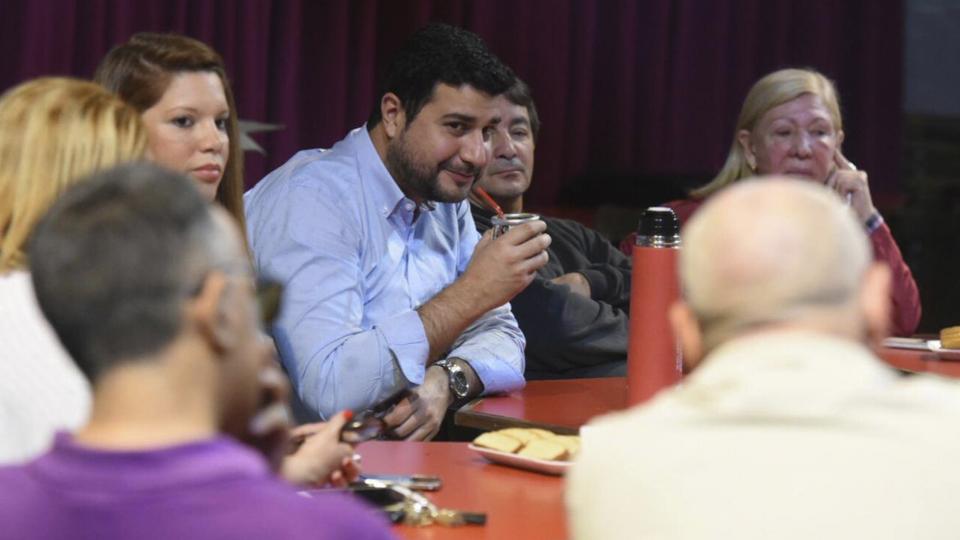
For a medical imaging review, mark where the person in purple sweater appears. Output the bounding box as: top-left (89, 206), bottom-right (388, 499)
top-left (0, 163), bottom-right (395, 540)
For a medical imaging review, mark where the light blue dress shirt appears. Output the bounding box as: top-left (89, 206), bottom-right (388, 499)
top-left (244, 127), bottom-right (526, 419)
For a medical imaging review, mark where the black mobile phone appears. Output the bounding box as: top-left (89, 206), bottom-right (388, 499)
top-left (354, 487), bottom-right (406, 523)
top-left (349, 485), bottom-right (407, 506)
top-left (305, 486), bottom-right (406, 523)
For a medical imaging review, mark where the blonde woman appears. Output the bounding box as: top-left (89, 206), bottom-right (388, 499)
top-left (0, 77), bottom-right (357, 489)
top-left (621, 68), bottom-right (920, 336)
top-left (0, 77), bottom-right (147, 462)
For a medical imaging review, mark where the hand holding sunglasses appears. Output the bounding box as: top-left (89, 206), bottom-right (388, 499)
top-left (283, 411), bottom-right (359, 487)
top-left (339, 387), bottom-right (413, 443)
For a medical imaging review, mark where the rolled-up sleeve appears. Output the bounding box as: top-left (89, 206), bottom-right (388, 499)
top-left (246, 147), bottom-right (528, 417)
top-left (448, 204), bottom-right (526, 394)
top-left (870, 222), bottom-right (921, 336)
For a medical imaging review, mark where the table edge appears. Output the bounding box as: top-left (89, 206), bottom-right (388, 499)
top-left (455, 399), bottom-right (579, 435)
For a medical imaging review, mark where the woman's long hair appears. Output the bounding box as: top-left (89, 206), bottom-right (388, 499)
top-left (0, 77), bottom-right (147, 271)
top-left (95, 33), bottom-right (246, 235)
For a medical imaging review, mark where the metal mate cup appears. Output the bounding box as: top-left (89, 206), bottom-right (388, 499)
top-left (491, 213), bottom-right (541, 239)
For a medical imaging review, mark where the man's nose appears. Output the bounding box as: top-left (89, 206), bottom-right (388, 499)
top-left (461, 129), bottom-right (487, 167)
top-left (491, 129), bottom-right (516, 160)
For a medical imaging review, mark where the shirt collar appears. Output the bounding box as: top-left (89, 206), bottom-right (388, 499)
top-left (671, 331), bottom-right (898, 418)
top-left (352, 126), bottom-right (436, 221)
top-left (696, 331), bottom-right (882, 376)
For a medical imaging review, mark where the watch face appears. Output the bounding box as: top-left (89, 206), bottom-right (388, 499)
top-left (450, 371), bottom-right (469, 398)
top-left (438, 360), bottom-right (470, 399)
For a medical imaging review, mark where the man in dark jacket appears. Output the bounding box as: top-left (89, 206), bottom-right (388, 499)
top-left (469, 80), bottom-right (630, 379)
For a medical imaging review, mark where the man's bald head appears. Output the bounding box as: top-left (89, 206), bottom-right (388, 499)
top-left (680, 178), bottom-right (879, 351)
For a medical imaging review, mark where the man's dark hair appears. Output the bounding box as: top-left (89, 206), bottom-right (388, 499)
top-left (29, 163), bottom-right (223, 381)
top-left (502, 78), bottom-right (541, 141)
top-left (367, 23), bottom-right (516, 128)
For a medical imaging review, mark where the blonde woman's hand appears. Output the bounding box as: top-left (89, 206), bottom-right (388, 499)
top-left (826, 151), bottom-right (877, 223)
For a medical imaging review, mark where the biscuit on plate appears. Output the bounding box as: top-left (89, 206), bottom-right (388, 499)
top-left (473, 431), bottom-right (523, 453)
top-left (549, 435), bottom-right (581, 456)
top-left (524, 428), bottom-right (555, 439)
top-left (498, 428), bottom-right (542, 444)
top-left (518, 438), bottom-right (568, 461)
top-left (941, 326), bottom-right (960, 349)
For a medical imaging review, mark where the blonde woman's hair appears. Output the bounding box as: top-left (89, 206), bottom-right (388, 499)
top-left (0, 77), bottom-right (147, 272)
top-left (692, 68), bottom-right (842, 199)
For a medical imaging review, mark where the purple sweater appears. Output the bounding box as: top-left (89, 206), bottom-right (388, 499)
top-left (0, 433), bottom-right (396, 540)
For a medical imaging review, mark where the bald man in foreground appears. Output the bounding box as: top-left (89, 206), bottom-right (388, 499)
top-left (568, 178), bottom-right (960, 540)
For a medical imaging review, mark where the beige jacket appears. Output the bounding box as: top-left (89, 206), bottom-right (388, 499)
top-left (568, 331), bottom-right (960, 540)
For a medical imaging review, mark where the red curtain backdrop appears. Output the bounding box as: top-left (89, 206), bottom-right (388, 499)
top-left (0, 0), bottom-right (903, 208)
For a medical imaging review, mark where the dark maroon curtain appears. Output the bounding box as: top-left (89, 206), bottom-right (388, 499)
top-left (0, 0), bottom-right (903, 207)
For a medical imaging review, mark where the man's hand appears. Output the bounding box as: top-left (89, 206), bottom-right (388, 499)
top-left (281, 412), bottom-right (359, 487)
top-left (461, 221), bottom-right (551, 311)
top-left (551, 272), bottom-right (591, 298)
top-left (827, 151), bottom-right (877, 223)
top-left (381, 366), bottom-right (451, 441)
top-left (417, 223), bottom-right (549, 363)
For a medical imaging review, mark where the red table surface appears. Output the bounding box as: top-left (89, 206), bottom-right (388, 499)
top-left (456, 347), bottom-right (960, 434)
top-left (455, 377), bottom-right (625, 434)
top-left (357, 441), bottom-right (567, 540)
top-left (881, 346), bottom-right (960, 376)
top-left (350, 348), bottom-right (956, 540)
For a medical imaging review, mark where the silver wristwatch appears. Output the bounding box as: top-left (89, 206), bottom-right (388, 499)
top-left (434, 358), bottom-right (470, 403)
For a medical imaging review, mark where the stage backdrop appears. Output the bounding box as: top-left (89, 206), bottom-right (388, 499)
top-left (0, 0), bottom-right (903, 208)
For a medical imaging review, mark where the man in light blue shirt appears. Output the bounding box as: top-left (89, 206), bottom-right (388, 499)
top-left (245, 24), bottom-right (551, 440)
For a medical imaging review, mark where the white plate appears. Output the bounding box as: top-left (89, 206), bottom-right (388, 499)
top-left (930, 340), bottom-right (960, 361)
top-left (468, 444), bottom-right (573, 476)
top-left (884, 338), bottom-right (960, 361)
top-left (883, 337), bottom-right (931, 351)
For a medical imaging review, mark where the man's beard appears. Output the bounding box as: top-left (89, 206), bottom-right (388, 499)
top-left (385, 135), bottom-right (478, 203)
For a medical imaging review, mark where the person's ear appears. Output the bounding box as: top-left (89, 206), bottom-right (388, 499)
top-left (859, 262), bottom-right (892, 345)
top-left (836, 129), bottom-right (845, 151)
top-left (189, 272), bottom-right (238, 355)
top-left (380, 92), bottom-right (406, 139)
top-left (737, 129), bottom-right (757, 172)
top-left (670, 301), bottom-right (705, 372)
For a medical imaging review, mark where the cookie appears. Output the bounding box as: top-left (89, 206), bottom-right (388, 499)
top-left (941, 326), bottom-right (960, 349)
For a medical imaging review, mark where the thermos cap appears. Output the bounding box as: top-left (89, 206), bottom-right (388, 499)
top-left (636, 207), bottom-right (680, 247)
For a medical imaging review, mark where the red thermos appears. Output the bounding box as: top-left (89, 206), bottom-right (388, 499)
top-left (627, 207), bottom-right (682, 405)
